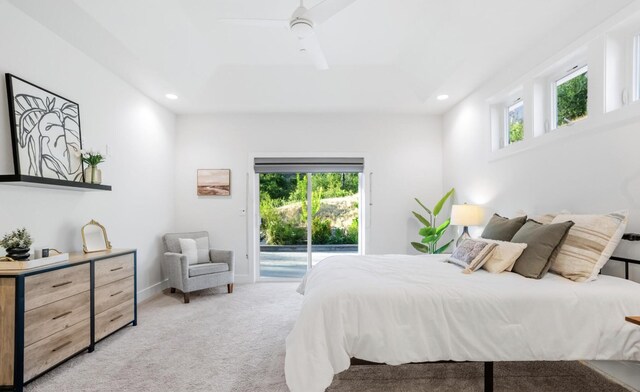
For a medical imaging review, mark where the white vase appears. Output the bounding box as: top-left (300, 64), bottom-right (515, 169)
top-left (84, 166), bottom-right (102, 184)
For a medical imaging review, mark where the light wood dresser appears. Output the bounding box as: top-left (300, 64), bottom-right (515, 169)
top-left (0, 249), bottom-right (136, 392)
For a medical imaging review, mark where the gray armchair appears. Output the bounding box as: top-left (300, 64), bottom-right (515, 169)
top-left (162, 231), bottom-right (234, 303)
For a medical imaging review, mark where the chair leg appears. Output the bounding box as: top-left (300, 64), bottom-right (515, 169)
top-left (170, 288), bottom-right (176, 293)
top-left (227, 283), bottom-right (234, 294)
top-left (183, 292), bottom-right (190, 304)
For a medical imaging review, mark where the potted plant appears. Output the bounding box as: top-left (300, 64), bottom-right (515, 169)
top-left (80, 150), bottom-right (105, 184)
top-left (0, 228), bottom-right (33, 260)
top-left (411, 188), bottom-right (455, 254)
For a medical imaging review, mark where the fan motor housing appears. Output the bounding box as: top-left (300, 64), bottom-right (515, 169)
top-left (290, 18), bottom-right (314, 38)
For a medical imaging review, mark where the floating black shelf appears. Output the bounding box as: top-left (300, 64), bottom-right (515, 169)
top-left (0, 174), bottom-right (112, 191)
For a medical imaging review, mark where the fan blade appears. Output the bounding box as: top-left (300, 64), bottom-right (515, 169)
top-left (298, 31), bottom-right (329, 70)
top-left (218, 18), bottom-right (289, 28)
top-left (304, 0), bottom-right (357, 24)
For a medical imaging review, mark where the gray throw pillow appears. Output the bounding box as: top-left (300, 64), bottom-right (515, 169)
top-left (511, 220), bottom-right (575, 279)
top-left (480, 214), bottom-right (527, 241)
top-left (448, 239), bottom-right (497, 273)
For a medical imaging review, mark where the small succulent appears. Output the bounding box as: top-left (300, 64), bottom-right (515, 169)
top-left (0, 228), bottom-right (33, 249)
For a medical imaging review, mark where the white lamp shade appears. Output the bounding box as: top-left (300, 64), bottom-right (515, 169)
top-left (450, 204), bottom-right (483, 226)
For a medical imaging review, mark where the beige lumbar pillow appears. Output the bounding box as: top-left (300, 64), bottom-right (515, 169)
top-left (479, 239), bottom-right (528, 273)
top-left (515, 210), bottom-right (571, 225)
top-left (550, 211), bottom-right (628, 282)
top-left (532, 210), bottom-right (571, 225)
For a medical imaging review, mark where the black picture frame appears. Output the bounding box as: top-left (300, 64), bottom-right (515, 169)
top-left (5, 73), bottom-right (84, 182)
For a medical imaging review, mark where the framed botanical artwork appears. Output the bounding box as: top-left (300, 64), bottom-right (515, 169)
top-left (197, 169), bottom-right (231, 196)
top-left (5, 74), bottom-right (84, 181)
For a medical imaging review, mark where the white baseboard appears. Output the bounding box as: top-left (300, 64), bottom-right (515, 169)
top-left (137, 279), bottom-right (169, 303)
top-left (585, 361), bottom-right (640, 391)
top-left (137, 275), bottom-right (252, 302)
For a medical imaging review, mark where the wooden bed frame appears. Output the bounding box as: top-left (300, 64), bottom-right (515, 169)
top-left (350, 233), bottom-right (640, 392)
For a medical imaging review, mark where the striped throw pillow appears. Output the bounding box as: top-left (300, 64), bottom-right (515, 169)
top-left (550, 211), bottom-right (628, 282)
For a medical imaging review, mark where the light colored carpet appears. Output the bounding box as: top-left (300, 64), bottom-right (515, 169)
top-left (25, 282), bottom-right (630, 392)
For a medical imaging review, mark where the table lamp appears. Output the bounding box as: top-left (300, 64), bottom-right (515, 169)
top-left (450, 204), bottom-right (483, 246)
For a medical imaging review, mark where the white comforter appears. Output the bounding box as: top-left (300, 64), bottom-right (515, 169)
top-left (284, 254), bottom-right (640, 392)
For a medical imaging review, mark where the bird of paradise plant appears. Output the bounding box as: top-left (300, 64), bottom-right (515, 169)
top-left (411, 188), bottom-right (455, 254)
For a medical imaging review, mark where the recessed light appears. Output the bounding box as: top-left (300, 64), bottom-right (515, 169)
top-left (437, 94), bottom-right (449, 101)
top-left (165, 93), bottom-right (178, 100)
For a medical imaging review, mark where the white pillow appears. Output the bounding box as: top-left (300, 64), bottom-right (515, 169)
top-left (195, 237), bottom-right (210, 263)
top-left (550, 211), bottom-right (628, 282)
top-left (479, 239), bottom-right (528, 273)
top-left (178, 238), bottom-right (198, 265)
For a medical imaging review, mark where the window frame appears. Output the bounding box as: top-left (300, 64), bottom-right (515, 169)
top-left (550, 64), bottom-right (588, 130)
top-left (633, 32), bottom-right (640, 102)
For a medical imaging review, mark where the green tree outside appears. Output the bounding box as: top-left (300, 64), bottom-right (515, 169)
top-left (509, 121), bottom-right (523, 144)
top-left (557, 72), bottom-right (588, 126)
top-left (259, 173), bottom-right (359, 246)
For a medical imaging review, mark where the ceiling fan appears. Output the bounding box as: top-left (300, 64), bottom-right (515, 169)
top-left (219, 0), bottom-right (358, 70)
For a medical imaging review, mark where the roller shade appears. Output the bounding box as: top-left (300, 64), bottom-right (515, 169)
top-left (254, 157), bottom-right (364, 173)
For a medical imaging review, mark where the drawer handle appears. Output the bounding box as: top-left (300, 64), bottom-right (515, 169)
top-left (110, 267), bottom-right (124, 272)
top-left (51, 341), bottom-right (71, 352)
top-left (110, 314), bottom-right (123, 323)
top-left (52, 311), bottom-right (72, 320)
top-left (52, 281), bottom-right (72, 288)
top-left (110, 290), bottom-right (124, 297)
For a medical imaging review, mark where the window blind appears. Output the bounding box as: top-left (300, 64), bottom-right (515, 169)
top-left (253, 157), bottom-right (364, 173)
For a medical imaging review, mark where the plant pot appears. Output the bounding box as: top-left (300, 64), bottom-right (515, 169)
top-left (84, 166), bottom-right (102, 184)
top-left (6, 247), bottom-right (30, 261)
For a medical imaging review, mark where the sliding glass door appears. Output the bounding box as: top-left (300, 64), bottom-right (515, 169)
top-left (257, 168), bottom-right (361, 279)
top-left (258, 172), bottom-right (309, 279)
top-left (309, 173), bottom-right (360, 267)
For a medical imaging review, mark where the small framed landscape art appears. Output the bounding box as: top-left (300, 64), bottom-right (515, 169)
top-left (197, 169), bottom-right (231, 196)
top-left (5, 74), bottom-right (84, 181)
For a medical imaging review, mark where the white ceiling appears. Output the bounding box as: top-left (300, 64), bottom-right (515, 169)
top-left (8, 0), bottom-right (636, 114)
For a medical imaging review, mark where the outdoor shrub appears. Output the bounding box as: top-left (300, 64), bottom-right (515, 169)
top-left (312, 217), bottom-right (332, 244)
top-left (266, 219), bottom-right (306, 245)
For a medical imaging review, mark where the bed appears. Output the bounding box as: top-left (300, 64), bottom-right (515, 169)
top-left (284, 253), bottom-right (640, 392)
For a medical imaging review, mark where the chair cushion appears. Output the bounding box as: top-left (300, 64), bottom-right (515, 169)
top-left (194, 237), bottom-right (210, 263)
top-left (179, 238), bottom-right (198, 265)
top-left (188, 263), bottom-right (230, 277)
top-left (163, 231), bottom-right (209, 253)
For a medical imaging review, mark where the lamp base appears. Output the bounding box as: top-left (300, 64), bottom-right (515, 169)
top-left (456, 226), bottom-right (471, 247)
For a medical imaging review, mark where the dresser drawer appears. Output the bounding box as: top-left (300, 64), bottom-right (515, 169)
top-left (95, 276), bottom-right (134, 315)
top-left (23, 318), bottom-right (90, 382)
top-left (25, 264), bottom-right (90, 311)
top-left (95, 254), bottom-right (134, 287)
top-left (95, 298), bottom-right (134, 341)
top-left (25, 291), bottom-right (90, 347)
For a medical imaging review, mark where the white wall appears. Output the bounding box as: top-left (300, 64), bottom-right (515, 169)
top-left (174, 114), bottom-right (443, 282)
top-left (441, 6), bottom-right (640, 388)
top-left (0, 1), bottom-right (177, 300)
